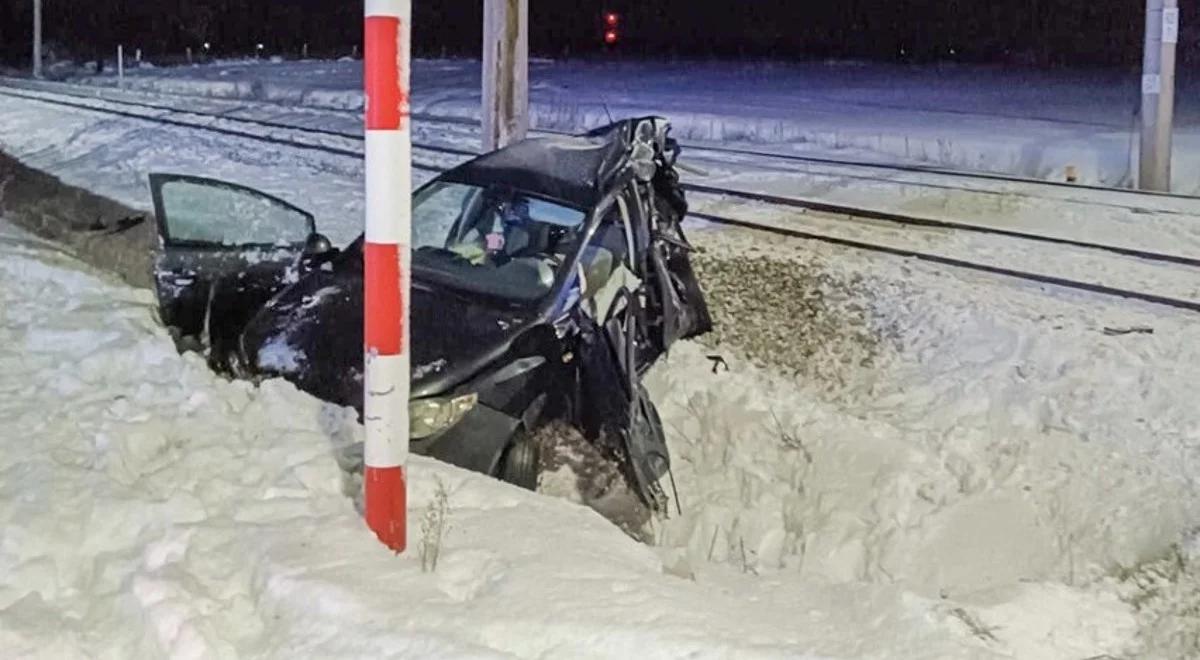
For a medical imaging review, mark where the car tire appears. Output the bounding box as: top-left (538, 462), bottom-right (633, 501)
top-left (499, 430), bottom-right (540, 491)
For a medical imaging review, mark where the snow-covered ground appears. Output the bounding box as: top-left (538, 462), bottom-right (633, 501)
top-left (3, 212), bottom-right (1198, 658)
top-left (3, 64), bottom-right (1200, 657)
top-left (69, 57), bottom-right (1200, 193)
top-left (0, 221), bottom-right (921, 658)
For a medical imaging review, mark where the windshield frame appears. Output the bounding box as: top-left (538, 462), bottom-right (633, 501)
top-left (405, 178), bottom-right (598, 310)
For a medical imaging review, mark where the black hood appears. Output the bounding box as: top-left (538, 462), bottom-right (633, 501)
top-left (239, 266), bottom-right (530, 411)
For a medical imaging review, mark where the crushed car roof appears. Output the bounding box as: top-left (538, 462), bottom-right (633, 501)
top-left (440, 118), bottom-right (653, 209)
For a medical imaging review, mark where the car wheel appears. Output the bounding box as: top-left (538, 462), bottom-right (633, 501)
top-left (499, 429), bottom-right (540, 491)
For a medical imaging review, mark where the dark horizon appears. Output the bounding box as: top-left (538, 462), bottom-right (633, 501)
top-left (0, 1), bottom-right (1196, 69)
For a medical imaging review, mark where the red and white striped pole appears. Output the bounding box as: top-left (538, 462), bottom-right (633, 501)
top-left (363, 0), bottom-right (412, 553)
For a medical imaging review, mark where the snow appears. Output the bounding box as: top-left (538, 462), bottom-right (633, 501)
top-left (68, 58), bottom-right (1200, 193)
top-left (255, 334), bottom-right (305, 373)
top-left (4, 60), bottom-right (1200, 657)
top-left (4, 210), bottom-right (1199, 658)
top-left (0, 218), bottom-right (1058, 659)
top-left (0, 220), bottom-right (831, 658)
top-left (648, 239), bottom-right (1200, 592)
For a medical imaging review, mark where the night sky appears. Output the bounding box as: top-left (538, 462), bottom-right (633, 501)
top-left (0, 1), bottom-right (1194, 68)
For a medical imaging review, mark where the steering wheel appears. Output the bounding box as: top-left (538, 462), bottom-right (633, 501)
top-left (417, 245), bottom-right (478, 267)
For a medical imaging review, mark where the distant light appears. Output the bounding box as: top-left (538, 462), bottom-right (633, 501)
top-left (605, 12), bottom-right (619, 27)
top-left (256, 43), bottom-right (265, 51)
top-left (604, 30), bottom-right (619, 45)
top-left (203, 42), bottom-right (211, 50)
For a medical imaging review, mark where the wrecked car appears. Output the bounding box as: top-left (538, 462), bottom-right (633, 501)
top-left (150, 117), bottom-right (710, 510)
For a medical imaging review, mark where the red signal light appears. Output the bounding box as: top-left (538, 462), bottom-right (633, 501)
top-left (604, 29), bottom-right (619, 45)
top-left (605, 12), bottom-right (620, 27)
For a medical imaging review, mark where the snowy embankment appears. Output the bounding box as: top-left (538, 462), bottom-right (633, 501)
top-left (74, 58), bottom-right (1200, 193)
top-left (3, 86), bottom-right (1200, 656)
top-left (0, 221), bottom-right (839, 658)
top-left (3, 213), bottom-right (1195, 659)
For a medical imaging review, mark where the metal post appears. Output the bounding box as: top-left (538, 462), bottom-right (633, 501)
top-left (363, 0), bottom-right (411, 553)
top-left (482, 0), bottom-right (529, 151)
top-left (117, 45), bottom-right (124, 87)
top-left (1139, 0), bottom-right (1178, 191)
top-left (32, 0), bottom-right (42, 78)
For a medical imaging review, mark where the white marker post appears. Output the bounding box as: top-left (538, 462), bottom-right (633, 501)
top-left (117, 45), bottom-right (124, 87)
top-left (363, 0), bottom-right (412, 553)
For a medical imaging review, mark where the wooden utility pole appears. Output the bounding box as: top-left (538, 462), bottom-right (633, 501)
top-left (482, 0), bottom-right (529, 151)
top-left (32, 0), bottom-right (42, 78)
top-left (1139, 0), bottom-right (1179, 191)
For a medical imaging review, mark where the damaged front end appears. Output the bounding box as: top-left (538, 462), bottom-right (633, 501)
top-left (560, 117), bottom-right (712, 511)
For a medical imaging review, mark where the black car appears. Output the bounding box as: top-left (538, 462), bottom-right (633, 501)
top-left (150, 117), bottom-right (710, 510)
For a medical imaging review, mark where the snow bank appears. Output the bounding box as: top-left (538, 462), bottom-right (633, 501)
top-left (0, 222), bottom-right (813, 657)
top-left (5, 216), bottom-right (1184, 658)
top-left (650, 341), bottom-right (1190, 594)
top-left (651, 227), bottom-right (1200, 600)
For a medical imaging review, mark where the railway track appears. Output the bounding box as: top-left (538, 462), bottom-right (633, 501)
top-left (3, 79), bottom-right (1199, 316)
top-left (7, 78), bottom-right (1199, 212)
top-left (8, 78), bottom-right (1197, 205)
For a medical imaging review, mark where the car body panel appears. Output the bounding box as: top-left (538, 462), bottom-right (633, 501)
top-left (238, 252), bottom-right (538, 409)
top-left (148, 173), bottom-right (314, 344)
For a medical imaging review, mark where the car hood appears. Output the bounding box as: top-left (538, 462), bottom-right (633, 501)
top-left (407, 283), bottom-right (532, 396)
top-left (239, 271), bottom-right (531, 409)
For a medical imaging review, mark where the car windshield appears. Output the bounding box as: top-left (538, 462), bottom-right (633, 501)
top-left (409, 181), bottom-right (588, 303)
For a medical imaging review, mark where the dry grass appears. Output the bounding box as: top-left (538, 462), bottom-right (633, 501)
top-left (420, 477), bottom-right (450, 572)
top-left (1116, 544), bottom-right (1200, 659)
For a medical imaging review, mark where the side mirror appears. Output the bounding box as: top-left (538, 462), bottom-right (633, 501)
top-left (579, 247), bottom-right (615, 299)
top-left (304, 232), bottom-right (333, 255)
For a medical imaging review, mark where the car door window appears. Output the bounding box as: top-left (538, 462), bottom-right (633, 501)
top-left (154, 177), bottom-right (313, 247)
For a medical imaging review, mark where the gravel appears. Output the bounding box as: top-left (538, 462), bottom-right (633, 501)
top-left (687, 229), bottom-right (901, 387)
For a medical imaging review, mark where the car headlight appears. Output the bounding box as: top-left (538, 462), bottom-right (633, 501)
top-left (410, 393), bottom-right (478, 439)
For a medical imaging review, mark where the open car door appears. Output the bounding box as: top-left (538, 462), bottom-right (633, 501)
top-left (149, 173), bottom-right (316, 355)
